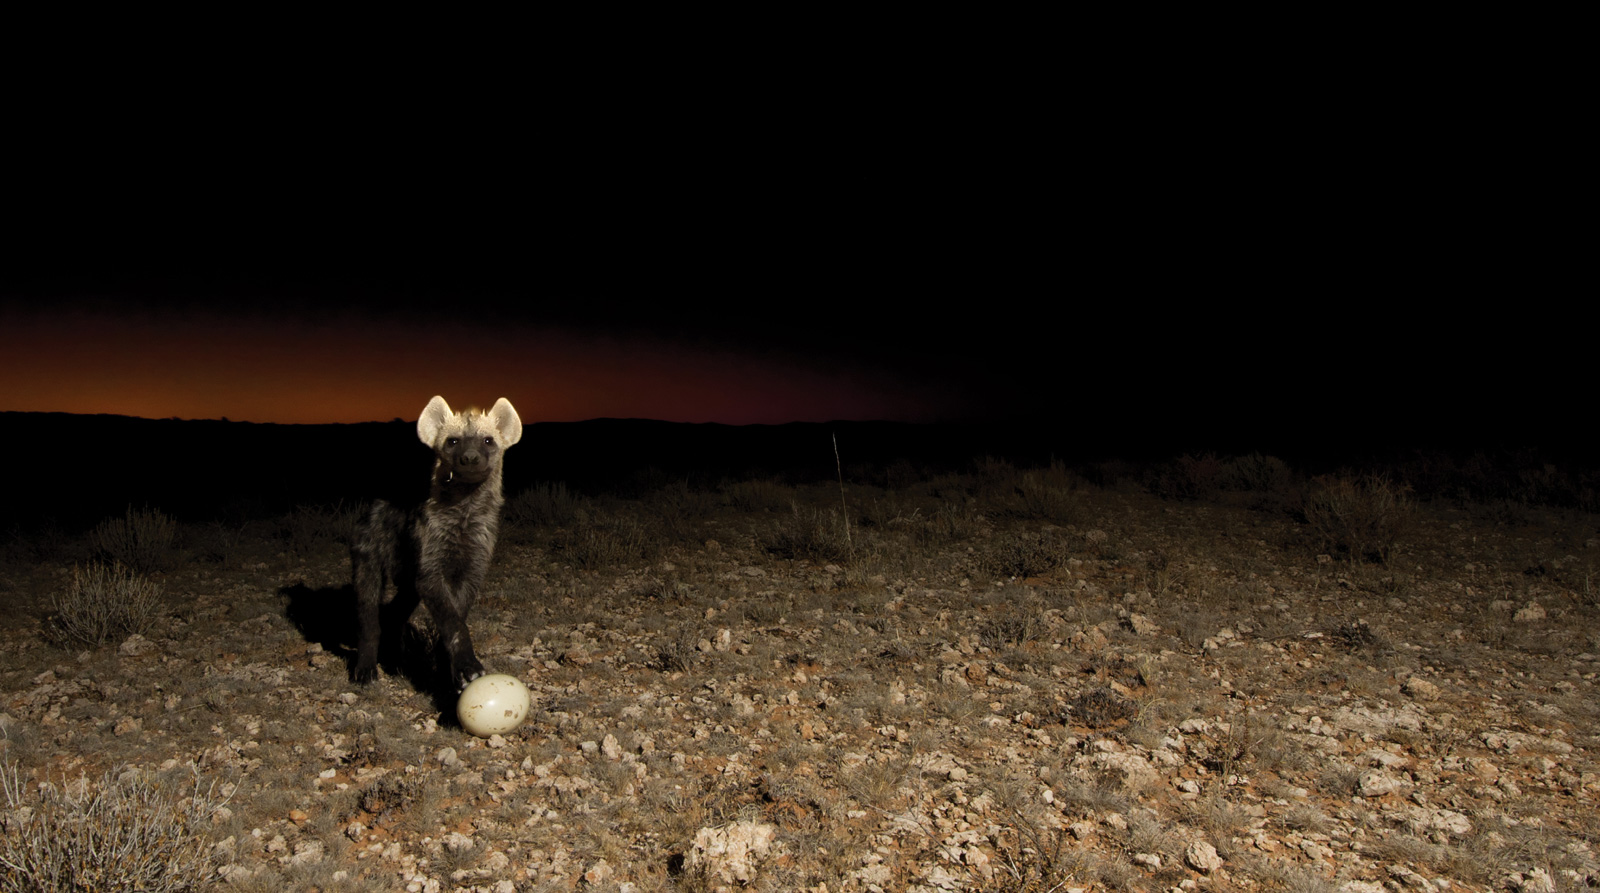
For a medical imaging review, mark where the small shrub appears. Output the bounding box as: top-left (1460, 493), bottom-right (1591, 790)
top-left (188, 520), bottom-right (243, 565)
top-left (1008, 462), bottom-right (1086, 524)
top-left (0, 763), bottom-right (228, 893)
top-left (91, 506), bottom-right (176, 573)
top-left (1066, 688), bottom-right (1138, 729)
top-left (720, 478), bottom-right (794, 512)
top-left (1328, 618), bottom-right (1383, 652)
top-left (49, 562), bottom-right (161, 648)
top-left (653, 633), bottom-right (701, 673)
top-left (966, 816), bottom-right (1082, 892)
top-left (979, 607), bottom-right (1044, 651)
top-left (280, 502), bottom-right (358, 558)
top-left (1149, 453), bottom-right (1224, 501)
top-left (1301, 475), bottom-right (1414, 563)
top-left (977, 530), bottom-right (1069, 579)
top-left (765, 504), bottom-right (853, 562)
top-left (504, 482), bottom-right (584, 528)
top-left (915, 500), bottom-right (982, 546)
top-left (644, 480), bottom-right (715, 541)
top-left (552, 515), bottom-right (653, 569)
top-left (1220, 453), bottom-right (1293, 494)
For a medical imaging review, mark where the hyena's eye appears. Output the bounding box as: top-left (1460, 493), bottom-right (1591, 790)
top-left (446, 437), bottom-right (460, 446)
top-left (483, 437), bottom-right (493, 445)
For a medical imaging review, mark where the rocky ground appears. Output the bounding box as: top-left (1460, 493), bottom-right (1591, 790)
top-left (1, 466), bottom-right (1597, 892)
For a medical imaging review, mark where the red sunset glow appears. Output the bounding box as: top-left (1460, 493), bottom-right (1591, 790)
top-left (1, 309), bottom-right (944, 426)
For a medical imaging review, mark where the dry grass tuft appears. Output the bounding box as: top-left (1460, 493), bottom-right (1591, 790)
top-left (91, 505), bottom-right (176, 572)
top-left (0, 763), bottom-right (229, 893)
top-left (48, 561), bottom-right (162, 648)
top-left (1300, 474), bottom-right (1414, 563)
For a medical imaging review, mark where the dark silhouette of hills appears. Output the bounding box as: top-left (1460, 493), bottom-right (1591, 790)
top-left (0, 411), bottom-right (1589, 533)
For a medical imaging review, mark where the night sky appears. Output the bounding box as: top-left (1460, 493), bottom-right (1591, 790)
top-left (1, 52), bottom-right (1579, 461)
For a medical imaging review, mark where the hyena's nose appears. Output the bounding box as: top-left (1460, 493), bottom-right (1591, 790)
top-left (460, 451), bottom-right (481, 467)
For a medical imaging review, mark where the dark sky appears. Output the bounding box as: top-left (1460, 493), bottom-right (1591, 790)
top-left (1, 47), bottom-right (1580, 459)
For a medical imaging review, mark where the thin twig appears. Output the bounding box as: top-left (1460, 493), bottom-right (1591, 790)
top-left (833, 433), bottom-right (852, 554)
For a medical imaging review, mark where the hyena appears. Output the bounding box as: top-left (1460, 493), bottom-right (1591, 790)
top-left (351, 396), bottom-right (522, 690)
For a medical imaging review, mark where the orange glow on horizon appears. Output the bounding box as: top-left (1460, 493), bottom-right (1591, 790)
top-left (0, 311), bottom-right (938, 426)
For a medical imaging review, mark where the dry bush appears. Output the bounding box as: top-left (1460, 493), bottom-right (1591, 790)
top-left (721, 478), bottom-right (794, 512)
top-left (966, 816), bottom-right (1081, 892)
top-left (972, 459), bottom-right (1086, 524)
top-left (504, 482), bottom-right (585, 528)
top-left (552, 514), bottom-right (654, 569)
top-left (643, 479), bottom-right (716, 541)
top-left (1220, 453), bottom-right (1294, 495)
top-left (979, 605), bottom-right (1046, 651)
top-left (1301, 475), bottom-right (1414, 563)
top-left (0, 763), bottom-right (229, 893)
top-left (280, 502), bottom-right (358, 558)
top-left (765, 504), bottom-right (853, 562)
top-left (1149, 453), bottom-right (1225, 501)
top-left (1008, 462), bottom-right (1086, 524)
top-left (49, 562), bottom-right (162, 648)
top-left (186, 520), bottom-right (243, 565)
top-left (1066, 688), bottom-right (1138, 729)
top-left (91, 505), bottom-right (176, 573)
top-left (977, 530), bottom-right (1069, 579)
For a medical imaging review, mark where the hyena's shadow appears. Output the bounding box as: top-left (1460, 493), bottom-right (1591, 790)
top-left (280, 582), bottom-right (459, 712)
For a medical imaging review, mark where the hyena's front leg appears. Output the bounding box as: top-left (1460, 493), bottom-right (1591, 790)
top-left (419, 572), bottom-right (485, 691)
top-left (352, 553), bottom-right (385, 685)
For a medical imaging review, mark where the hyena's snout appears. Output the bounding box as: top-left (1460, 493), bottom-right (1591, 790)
top-left (446, 437), bottom-right (498, 482)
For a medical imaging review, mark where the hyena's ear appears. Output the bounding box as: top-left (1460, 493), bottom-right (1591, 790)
top-left (488, 398), bottom-right (523, 446)
top-left (417, 396), bottom-right (454, 446)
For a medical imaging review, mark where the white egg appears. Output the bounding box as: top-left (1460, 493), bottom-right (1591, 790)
top-left (456, 674), bottom-right (531, 737)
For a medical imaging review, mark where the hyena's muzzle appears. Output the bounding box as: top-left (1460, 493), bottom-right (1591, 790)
top-left (441, 432), bottom-right (503, 484)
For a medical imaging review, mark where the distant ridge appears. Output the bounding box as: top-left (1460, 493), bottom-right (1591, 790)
top-left (1, 410), bottom-right (1585, 530)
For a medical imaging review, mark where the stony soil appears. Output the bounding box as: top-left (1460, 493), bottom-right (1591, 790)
top-left (2, 477), bottom-right (1597, 892)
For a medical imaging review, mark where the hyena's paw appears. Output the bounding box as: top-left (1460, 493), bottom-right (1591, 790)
top-left (353, 662), bottom-right (380, 685)
top-left (454, 660), bottom-right (486, 693)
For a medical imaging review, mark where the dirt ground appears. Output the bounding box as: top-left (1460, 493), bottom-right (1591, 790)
top-left (2, 463), bottom-right (1597, 892)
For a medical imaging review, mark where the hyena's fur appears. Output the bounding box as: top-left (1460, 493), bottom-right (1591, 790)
top-left (351, 396), bottom-right (522, 690)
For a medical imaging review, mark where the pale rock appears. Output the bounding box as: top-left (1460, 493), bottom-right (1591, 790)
top-left (118, 634), bottom-right (155, 656)
top-left (1513, 603), bottom-right (1547, 623)
top-left (1465, 757), bottom-right (1500, 781)
top-left (1388, 864), bottom-right (1432, 889)
top-left (1403, 807), bottom-right (1473, 838)
top-left (686, 821), bottom-right (778, 885)
top-left (1185, 840), bottom-right (1223, 873)
top-left (583, 859), bottom-right (613, 886)
top-left (1514, 868), bottom-right (1556, 893)
top-left (1126, 613), bottom-right (1160, 636)
top-left (1402, 676), bottom-right (1441, 701)
top-left (289, 840), bottom-right (323, 865)
top-left (1359, 749), bottom-right (1410, 769)
top-left (1079, 750), bottom-right (1161, 791)
top-left (1359, 771), bottom-right (1404, 797)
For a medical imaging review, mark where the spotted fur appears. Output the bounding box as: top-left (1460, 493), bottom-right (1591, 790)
top-left (351, 396), bottom-right (522, 690)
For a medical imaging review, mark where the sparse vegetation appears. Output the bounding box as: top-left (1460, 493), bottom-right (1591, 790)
top-left (0, 763), bottom-right (228, 893)
top-left (48, 561), bottom-right (161, 647)
top-left (1300, 473), bottom-right (1414, 563)
top-left (90, 505), bottom-right (176, 572)
top-left (1, 450), bottom-right (1596, 891)
top-left (505, 480), bottom-right (586, 529)
top-left (977, 529), bottom-right (1069, 579)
